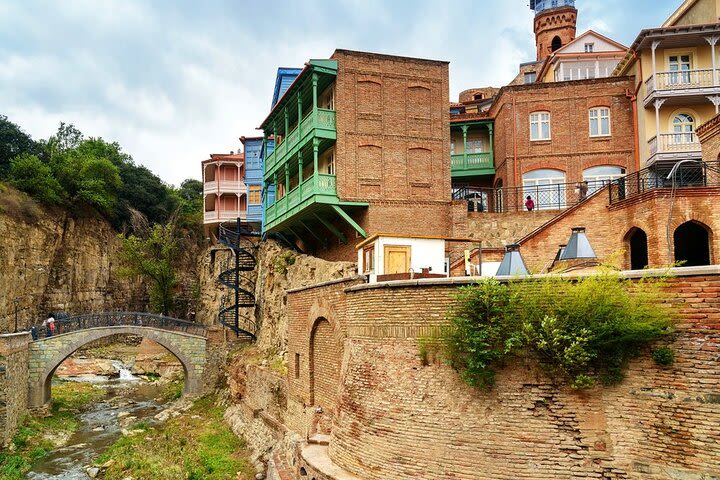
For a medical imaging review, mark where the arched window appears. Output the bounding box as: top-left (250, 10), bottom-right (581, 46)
top-left (672, 113), bottom-right (695, 145)
top-left (583, 165), bottom-right (625, 194)
top-left (494, 179), bottom-right (504, 213)
top-left (674, 221), bottom-right (711, 267)
top-left (551, 36), bottom-right (562, 52)
top-left (626, 228), bottom-right (648, 270)
top-left (522, 168), bottom-right (566, 210)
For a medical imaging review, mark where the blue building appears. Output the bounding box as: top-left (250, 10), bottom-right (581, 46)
top-left (239, 136), bottom-right (264, 229)
top-left (260, 67), bottom-right (302, 233)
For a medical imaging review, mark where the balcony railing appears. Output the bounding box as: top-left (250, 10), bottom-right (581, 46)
top-left (452, 179), bottom-right (611, 213)
top-left (646, 69), bottom-right (719, 95)
top-left (608, 160), bottom-right (720, 204)
top-left (204, 210), bottom-right (246, 223)
top-left (265, 108), bottom-right (337, 174)
top-left (203, 180), bottom-right (246, 194)
top-left (450, 152), bottom-right (494, 174)
top-left (265, 173), bottom-right (337, 226)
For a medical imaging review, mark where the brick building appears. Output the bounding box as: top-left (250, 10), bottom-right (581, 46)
top-left (259, 50), bottom-right (457, 261)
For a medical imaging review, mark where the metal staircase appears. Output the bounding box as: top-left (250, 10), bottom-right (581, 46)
top-left (217, 220), bottom-right (259, 340)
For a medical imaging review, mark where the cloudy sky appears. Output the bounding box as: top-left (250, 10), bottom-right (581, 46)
top-left (0, 0), bottom-right (679, 186)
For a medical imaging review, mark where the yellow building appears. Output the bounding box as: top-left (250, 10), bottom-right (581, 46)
top-left (615, 0), bottom-right (720, 172)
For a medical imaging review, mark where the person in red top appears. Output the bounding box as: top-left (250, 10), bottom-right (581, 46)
top-left (525, 195), bottom-right (535, 211)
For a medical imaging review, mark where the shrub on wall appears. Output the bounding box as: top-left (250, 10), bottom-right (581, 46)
top-left (440, 274), bottom-right (674, 389)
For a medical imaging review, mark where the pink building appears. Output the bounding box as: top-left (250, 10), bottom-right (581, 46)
top-left (202, 152), bottom-right (247, 236)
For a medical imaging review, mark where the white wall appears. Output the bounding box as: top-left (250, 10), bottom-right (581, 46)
top-left (358, 237), bottom-right (447, 282)
top-left (561, 34), bottom-right (622, 54)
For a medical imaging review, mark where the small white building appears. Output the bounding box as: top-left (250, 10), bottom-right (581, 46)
top-left (357, 234), bottom-right (449, 283)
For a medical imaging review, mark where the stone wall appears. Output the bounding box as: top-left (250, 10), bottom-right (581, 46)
top-left (285, 268), bottom-right (720, 480)
top-left (0, 189), bottom-right (146, 333)
top-left (466, 209), bottom-right (560, 248)
top-left (0, 332), bottom-right (30, 445)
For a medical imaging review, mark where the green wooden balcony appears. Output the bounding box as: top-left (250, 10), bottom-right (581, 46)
top-left (265, 173), bottom-right (339, 231)
top-left (451, 152), bottom-right (494, 177)
top-left (265, 108), bottom-right (337, 179)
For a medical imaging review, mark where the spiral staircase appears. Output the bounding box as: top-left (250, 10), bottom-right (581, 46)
top-left (217, 221), bottom-right (259, 340)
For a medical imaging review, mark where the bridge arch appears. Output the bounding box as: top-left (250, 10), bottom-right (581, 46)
top-left (28, 326), bottom-right (207, 407)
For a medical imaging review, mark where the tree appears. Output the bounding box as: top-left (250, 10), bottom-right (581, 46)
top-left (7, 153), bottom-right (65, 204)
top-left (117, 220), bottom-right (180, 316)
top-left (0, 115), bottom-right (41, 178)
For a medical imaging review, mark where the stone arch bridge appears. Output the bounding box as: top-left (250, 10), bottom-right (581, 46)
top-left (27, 312), bottom-right (209, 407)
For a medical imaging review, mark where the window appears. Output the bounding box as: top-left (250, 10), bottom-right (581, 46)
top-left (327, 151), bottom-right (335, 175)
top-left (524, 72), bottom-right (537, 84)
top-left (450, 141), bottom-right (456, 155)
top-left (522, 169), bottom-right (566, 210)
top-left (584, 43), bottom-right (594, 53)
top-left (583, 165), bottom-right (625, 194)
top-left (669, 55), bottom-right (692, 84)
top-left (248, 185), bottom-right (262, 204)
top-left (551, 36), bottom-right (562, 52)
top-left (363, 245), bottom-right (375, 274)
top-left (530, 112), bottom-right (551, 141)
top-left (672, 113), bottom-right (695, 144)
top-left (589, 107), bottom-right (611, 137)
top-left (466, 139), bottom-right (483, 154)
top-left (473, 93), bottom-right (484, 100)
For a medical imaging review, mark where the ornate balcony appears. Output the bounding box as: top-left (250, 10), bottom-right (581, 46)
top-left (264, 173), bottom-right (338, 231)
top-left (647, 133), bottom-right (701, 165)
top-left (644, 68), bottom-right (720, 106)
top-left (450, 152), bottom-right (494, 177)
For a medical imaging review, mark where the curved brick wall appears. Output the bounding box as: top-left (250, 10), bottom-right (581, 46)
top-left (324, 274), bottom-right (720, 480)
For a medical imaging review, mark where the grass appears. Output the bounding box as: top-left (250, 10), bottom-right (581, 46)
top-left (0, 381), bottom-right (104, 480)
top-left (96, 395), bottom-right (255, 480)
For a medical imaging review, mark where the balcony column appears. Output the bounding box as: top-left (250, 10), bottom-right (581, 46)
top-left (285, 166), bottom-right (290, 198)
top-left (297, 92), bottom-right (303, 136)
top-left (273, 172), bottom-right (278, 200)
top-left (461, 125), bottom-right (469, 169)
top-left (705, 36), bottom-right (719, 86)
top-left (272, 121), bottom-right (277, 145)
top-left (488, 123), bottom-right (494, 166)
top-left (284, 108), bottom-right (289, 140)
top-left (654, 98), bottom-right (666, 152)
top-left (312, 73), bottom-right (319, 112)
top-left (298, 152), bottom-right (304, 195)
top-left (651, 40), bottom-right (661, 89)
top-left (594, 60), bottom-right (600, 79)
top-left (313, 138), bottom-right (319, 176)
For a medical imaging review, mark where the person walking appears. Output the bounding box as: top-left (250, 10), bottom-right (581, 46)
top-left (578, 181), bottom-right (589, 200)
top-left (46, 314), bottom-right (56, 337)
top-left (525, 195), bottom-right (535, 211)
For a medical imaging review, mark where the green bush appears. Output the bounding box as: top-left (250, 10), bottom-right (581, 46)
top-left (441, 274), bottom-right (674, 389)
top-left (273, 251), bottom-right (296, 275)
top-left (652, 346), bottom-right (675, 366)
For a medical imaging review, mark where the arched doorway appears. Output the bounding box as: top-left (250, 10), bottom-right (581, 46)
top-left (626, 228), bottom-right (648, 270)
top-left (674, 221), bottom-right (711, 267)
top-left (309, 317), bottom-right (340, 410)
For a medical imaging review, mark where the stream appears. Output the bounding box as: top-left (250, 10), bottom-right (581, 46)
top-left (26, 362), bottom-right (170, 480)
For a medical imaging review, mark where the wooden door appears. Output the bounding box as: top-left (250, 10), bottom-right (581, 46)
top-left (384, 245), bottom-right (411, 274)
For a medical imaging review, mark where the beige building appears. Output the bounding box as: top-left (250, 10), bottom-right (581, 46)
top-left (614, 0), bottom-right (720, 170)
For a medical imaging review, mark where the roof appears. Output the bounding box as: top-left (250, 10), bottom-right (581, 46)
top-left (332, 48), bottom-right (449, 66)
top-left (535, 30), bottom-right (627, 80)
top-left (271, 67), bottom-right (303, 108)
top-left (259, 59), bottom-right (338, 129)
top-left (202, 153), bottom-right (244, 165)
top-left (355, 233), bottom-right (475, 250)
top-left (663, 0), bottom-right (701, 27)
top-left (614, 23), bottom-right (720, 75)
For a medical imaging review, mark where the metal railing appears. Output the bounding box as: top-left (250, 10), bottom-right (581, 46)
top-left (31, 312), bottom-right (207, 339)
top-left (608, 160), bottom-right (720, 204)
top-left (453, 179), bottom-right (611, 213)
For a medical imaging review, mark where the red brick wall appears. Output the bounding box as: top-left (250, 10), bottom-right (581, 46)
top-left (327, 51), bottom-right (453, 256)
top-left (300, 272), bottom-right (720, 480)
top-left (516, 187), bottom-right (720, 271)
top-left (534, 7), bottom-right (577, 61)
top-left (490, 77), bottom-right (636, 190)
top-left (310, 318), bottom-right (340, 411)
